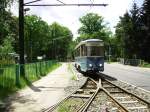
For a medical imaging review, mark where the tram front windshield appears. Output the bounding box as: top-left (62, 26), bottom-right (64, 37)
top-left (87, 46), bottom-right (104, 56)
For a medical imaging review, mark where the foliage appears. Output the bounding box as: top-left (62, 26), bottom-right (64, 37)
top-left (0, 35), bottom-right (15, 65)
top-left (24, 16), bottom-right (73, 62)
top-left (115, 1), bottom-right (150, 62)
top-left (0, 0), bottom-right (18, 65)
top-left (24, 15), bottom-right (50, 62)
top-left (0, 35), bottom-right (14, 53)
top-left (48, 22), bottom-right (73, 60)
top-left (140, 0), bottom-right (150, 62)
top-left (0, 0), bottom-right (17, 44)
top-left (77, 13), bottom-right (111, 43)
top-left (140, 61), bottom-right (150, 68)
top-left (78, 13), bottom-right (105, 35)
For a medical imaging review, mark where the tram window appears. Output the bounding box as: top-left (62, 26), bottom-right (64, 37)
top-left (81, 45), bottom-right (87, 56)
top-left (75, 48), bottom-right (79, 57)
top-left (77, 48), bottom-right (80, 56)
top-left (83, 46), bottom-right (87, 56)
top-left (87, 46), bottom-right (104, 56)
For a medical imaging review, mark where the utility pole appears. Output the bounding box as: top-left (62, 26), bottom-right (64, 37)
top-left (19, 0), bottom-right (25, 75)
top-left (108, 41), bottom-right (111, 62)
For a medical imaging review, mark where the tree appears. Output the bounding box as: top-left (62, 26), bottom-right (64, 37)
top-left (140, 0), bottom-right (150, 62)
top-left (49, 22), bottom-right (73, 60)
top-left (115, 3), bottom-right (143, 59)
top-left (0, 0), bottom-right (16, 42)
top-left (24, 15), bottom-right (50, 62)
top-left (78, 13), bottom-right (105, 35)
top-left (78, 13), bottom-right (111, 42)
top-left (0, 35), bottom-right (14, 54)
top-left (24, 16), bottom-right (73, 62)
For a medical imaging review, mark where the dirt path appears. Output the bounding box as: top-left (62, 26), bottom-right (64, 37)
top-left (4, 63), bottom-right (72, 112)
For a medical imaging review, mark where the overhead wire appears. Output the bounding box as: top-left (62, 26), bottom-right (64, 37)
top-left (56, 0), bottom-right (65, 4)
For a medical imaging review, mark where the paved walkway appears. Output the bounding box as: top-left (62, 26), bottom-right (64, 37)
top-left (103, 62), bottom-right (150, 91)
top-left (5, 63), bottom-right (71, 112)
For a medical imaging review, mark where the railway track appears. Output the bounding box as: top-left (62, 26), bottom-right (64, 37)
top-left (101, 79), bottom-right (150, 112)
top-left (44, 75), bottom-right (150, 112)
top-left (43, 78), bottom-right (98, 112)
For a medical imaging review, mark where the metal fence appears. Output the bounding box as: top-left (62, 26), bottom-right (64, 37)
top-left (0, 60), bottom-right (58, 88)
top-left (119, 58), bottom-right (143, 66)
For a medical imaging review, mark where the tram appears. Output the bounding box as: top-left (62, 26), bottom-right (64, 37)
top-left (74, 39), bottom-right (104, 73)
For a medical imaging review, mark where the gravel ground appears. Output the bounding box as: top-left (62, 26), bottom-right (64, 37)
top-left (109, 80), bottom-right (150, 103)
top-left (87, 90), bottom-right (122, 112)
top-left (64, 64), bottom-right (87, 95)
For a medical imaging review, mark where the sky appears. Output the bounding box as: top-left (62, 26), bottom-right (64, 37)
top-left (11, 0), bottom-right (144, 38)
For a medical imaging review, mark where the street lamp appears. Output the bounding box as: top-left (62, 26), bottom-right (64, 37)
top-left (24, 8), bottom-right (30, 14)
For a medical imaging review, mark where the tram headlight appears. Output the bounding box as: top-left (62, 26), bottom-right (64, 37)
top-left (89, 64), bottom-right (93, 67)
top-left (99, 64), bottom-right (102, 67)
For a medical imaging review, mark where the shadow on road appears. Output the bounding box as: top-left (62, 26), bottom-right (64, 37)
top-left (97, 72), bottom-right (117, 81)
top-left (23, 76), bottom-right (41, 92)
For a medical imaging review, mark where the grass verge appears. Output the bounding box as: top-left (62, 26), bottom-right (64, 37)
top-left (57, 98), bottom-right (84, 112)
top-left (140, 62), bottom-right (150, 68)
top-left (67, 63), bottom-right (77, 80)
top-left (0, 62), bottom-right (61, 100)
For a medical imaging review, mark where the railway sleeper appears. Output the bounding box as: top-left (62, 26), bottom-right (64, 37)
top-left (71, 94), bottom-right (91, 98)
top-left (127, 106), bottom-right (148, 111)
top-left (76, 89), bottom-right (96, 94)
top-left (120, 100), bottom-right (139, 104)
top-left (123, 102), bottom-right (148, 108)
top-left (115, 97), bottom-right (137, 102)
top-left (113, 96), bottom-right (130, 100)
top-left (103, 85), bottom-right (116, 88)
top-left (109, 91), bottom-right (124, 94)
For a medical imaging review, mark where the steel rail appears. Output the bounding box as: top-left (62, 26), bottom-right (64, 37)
top-left (79, 88), bottom-right (101, 112)
top-left (80, 78), bottom-right (128, 112)
top-left (76, 87), bottom-right (100, 112)
top-left (42, 78), bottom-right (88, 112)
top-left (42, 86), bottom-right (80, 112)
top-left (104, 79), bottom-right (150, 106)
top-left (43, 77), bottom-right (97, 112)
top-left (102, 87), bottom-right (129, 112)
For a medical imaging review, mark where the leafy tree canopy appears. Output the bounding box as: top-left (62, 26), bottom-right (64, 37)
top-left (77, 13), bottom-right (112, 43)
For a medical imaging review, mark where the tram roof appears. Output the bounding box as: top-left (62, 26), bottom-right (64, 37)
top-left (75, 39), bottom-right (103, 49)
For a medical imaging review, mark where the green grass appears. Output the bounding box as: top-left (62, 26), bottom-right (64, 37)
top-left (67, 63), bottom-right (77, 80)
top-left (57, 99), bottom-right (84, 112)
top-left (0, 86), bottom-right (18, 100)
top-left (140, 62), bottom-right (150, 68)
top-left (0, 61), bottom-right (61, 100)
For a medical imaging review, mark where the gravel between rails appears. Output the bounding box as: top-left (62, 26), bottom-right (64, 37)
top-left (65, 64), bottom-right (150, 112)
top-left (86, 90), bottom-right (123, 112)
top-left (53, 97), bottom-right (87, 112)
top-left (108, 80), bottom-right (150, 103)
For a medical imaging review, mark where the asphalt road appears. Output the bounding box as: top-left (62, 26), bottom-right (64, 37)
top-left (103, 63), bottom-right (150, 91)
